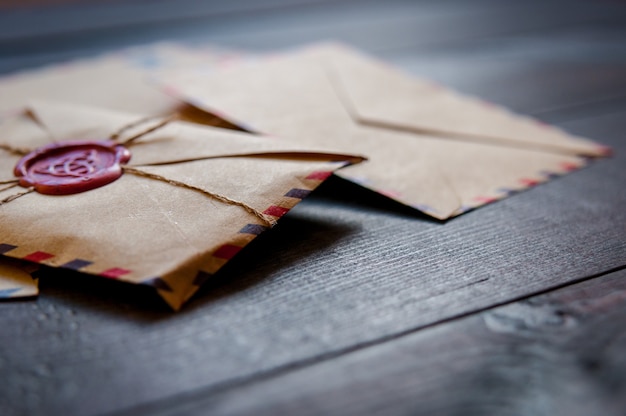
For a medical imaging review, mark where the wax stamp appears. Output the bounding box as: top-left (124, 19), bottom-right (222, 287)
top-left (15, 140), bottom-right (131, 195)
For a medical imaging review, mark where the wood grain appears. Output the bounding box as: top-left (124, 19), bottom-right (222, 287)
top-left (133, 268), bottom-right (626, 416)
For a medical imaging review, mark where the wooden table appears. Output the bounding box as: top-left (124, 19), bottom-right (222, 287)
top-left (1, 1), bottom-right (625, 415)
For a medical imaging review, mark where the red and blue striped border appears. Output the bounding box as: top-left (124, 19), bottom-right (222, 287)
top-left (0, 170), bottom-right (335, 303)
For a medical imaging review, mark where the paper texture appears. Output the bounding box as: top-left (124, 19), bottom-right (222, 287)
top-left (0, 101), bottom-right (363, 309)
top-left (0, 43), bottom-right (241, 127)
top-left (160, 43), bottom-right (610, 220)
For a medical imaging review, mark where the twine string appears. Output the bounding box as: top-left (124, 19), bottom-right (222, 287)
top-left (0, 187), bottom-right (34, 206)
top-left (124, 166), bottom-right (274, 227)
top-left (0, 113), bottom-right (178, 157)
top-left (109, 114), bottom-right (163, 141)
top-left (0, 181), bottom-right (19, 193)
top-left (0, 114), bottom-right (273, 227)
top-left (110, 114), bottom-right (179, 146)
top-left (0, 114), bottom-right (177, 209)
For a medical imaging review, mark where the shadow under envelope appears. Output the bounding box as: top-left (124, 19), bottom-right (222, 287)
top-left (34, 174), bottom-right (446, 318)
top-left (35, 203), bottom-right (359, 320)
top-left (309, 175), bottom-right (445, 223)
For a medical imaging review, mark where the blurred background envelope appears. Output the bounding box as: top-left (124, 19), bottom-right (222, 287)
top-left (0, 43), bottom-right (240, 128)
top-left (160, 43), bottom-right (610, 220)
top-left (0, 101), bottom-right (363, 309)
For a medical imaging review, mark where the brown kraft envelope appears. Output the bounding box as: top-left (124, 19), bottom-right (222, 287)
top-left (160, 43), bottom-right (610, 220)
top-left (0, 43), bottom-right (242, 297)
top-left (0, 101), bottom-right (363, 309)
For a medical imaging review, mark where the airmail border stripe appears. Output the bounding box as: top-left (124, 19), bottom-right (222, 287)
top-left (22, 251), bottom-right (54, 263)
top-left (239, 224), bottom-right (269, 235)
top-left (61, 259), bottom-right (93, 270)
top-left (192, 174), bottom-right (328, 288)
top-left (264, 205), bottom-right (290, 218)
top-left (213, 244), bottom-right (242, 260)
top-left (285, 188), bottom-right (311, 199)
top-left (100, 268), bottom-right (131, 279)
top-left (469, 162), bottom-right (591, 213)
top-left (0, 167), bottom-right (338, 306)
top-left (0, 243), bottom-right (134, 281)
top-left (305, 170), bottom-right (333, 181)
top-left (0, 244), bottom-right (17, 254)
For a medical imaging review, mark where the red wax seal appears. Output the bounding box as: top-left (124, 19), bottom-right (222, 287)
top-left (14, 140), bottom-right (131, 195)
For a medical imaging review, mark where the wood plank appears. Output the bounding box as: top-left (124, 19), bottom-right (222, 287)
top-left (126, 268), bottom-right (626, 416)
top-left (400, 59), bottom-right (626, 122)
top-left (390, 24), bottom-right (626, 118)
top-left (0, 104), bottom-right (624, 416)
top-left (0, 0), bottom-right (343, 40)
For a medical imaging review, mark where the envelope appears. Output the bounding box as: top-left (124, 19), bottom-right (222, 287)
top-left (0, 101), bottom-right (363, 309)
top-left (160, 43), bottom-right (610, 220)
top-left (0, 43), bottom-right (245, 299)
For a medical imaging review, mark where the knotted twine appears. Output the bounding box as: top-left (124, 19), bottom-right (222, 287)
top-left (0, 114), bottom-right (274, 226)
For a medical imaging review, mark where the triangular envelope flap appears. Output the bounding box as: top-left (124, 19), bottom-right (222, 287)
top-left (27, 101), bottom-right (363, 165)
top-left (430, 137), bottom-right (587, 214)
top-left (335, 123), bottom-right (586, 220)
top-left (331, 125), bottom-right (463, 219)
top-left (325, 45), bottom-right (605, 157)
top-left (159, 49), bottom-right (353, 134)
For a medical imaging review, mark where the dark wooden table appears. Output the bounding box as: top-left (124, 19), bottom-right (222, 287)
top-left (1, 1), bottom-right (625, 415)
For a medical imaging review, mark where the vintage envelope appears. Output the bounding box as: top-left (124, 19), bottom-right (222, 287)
top-left (0, 101), bottom-right (363, 309)
top-left (0, 43), bottom-right (246, 298)
top-left (160, 43), bottom-right (610, 220)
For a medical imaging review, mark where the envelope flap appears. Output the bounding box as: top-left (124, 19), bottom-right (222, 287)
top-left (325, 45), bottom-right (606, 157)
top-left (26, 101), bottom-right (364, 166)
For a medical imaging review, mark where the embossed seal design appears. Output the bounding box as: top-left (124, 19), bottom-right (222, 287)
top-left (14, 140), bottom-right (131, 195)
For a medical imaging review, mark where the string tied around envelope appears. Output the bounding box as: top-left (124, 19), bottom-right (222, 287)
top-left (0, 185), bottom-right (34, 204)
top-left (122, 166), bottom-right (274, 226)
top-left (0, 113), bottom-right (180, 160)
top-left (110, 113), bottom-right (179, 145)
top-left (0, 113), bottom-right (275, 227)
